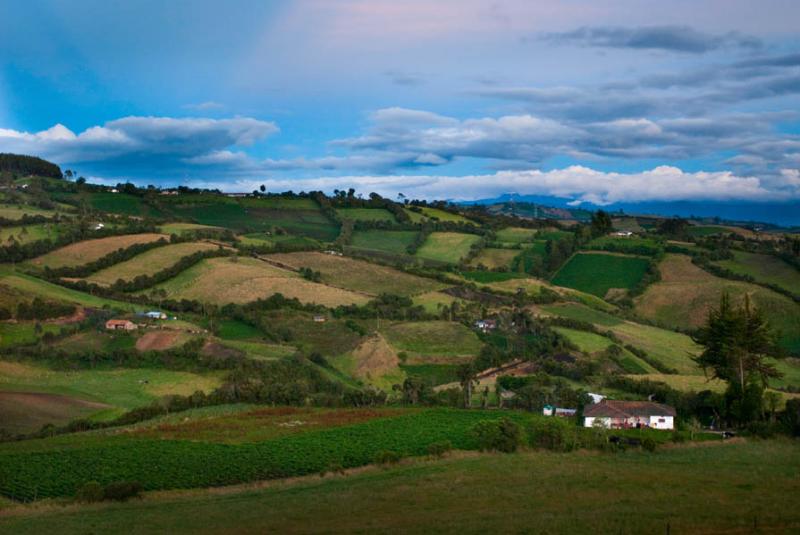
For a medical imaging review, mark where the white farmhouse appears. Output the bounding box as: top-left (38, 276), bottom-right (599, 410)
top-left (583, 400), bottom-right (675, 430)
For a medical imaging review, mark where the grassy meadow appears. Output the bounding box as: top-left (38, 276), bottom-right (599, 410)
top-left (29, 234), bottom-right (167, 269)
top-left (714, 250), bottom-right (800, 295)
top-left (86, 242), bottom-right (218, 286)
top-left (551, 252), bottom-right (650, 298)
top-left (415, 232), bottom-right (481, 264)
top-left (349, 229), bottom-right (418, 255)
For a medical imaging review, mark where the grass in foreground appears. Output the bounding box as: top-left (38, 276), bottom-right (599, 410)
top-left (1, 440), bottom-right (798, 534)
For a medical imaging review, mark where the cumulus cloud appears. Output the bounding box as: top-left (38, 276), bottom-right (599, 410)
top-left (543, 26), bottom-right (762, 54)
top-left (0, 116), bottom-right (278, 166)
top-left (214, 165), bottom-right (791, 204)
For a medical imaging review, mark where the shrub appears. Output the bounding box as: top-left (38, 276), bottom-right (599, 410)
top-left (641, 437), bottom-right (658, 452)
top-left (373, 450), bottom-right (401, 465)
top-left (472, 418), bottom-right (524, 453)
top-left (427, 440), bottom-right (453, 458)
top-left (528, 418), bottom-right (578, 452)
top-left (75, 481), bottom-right (104, 503)
top-left (102, 481), bottom-right (143, 501)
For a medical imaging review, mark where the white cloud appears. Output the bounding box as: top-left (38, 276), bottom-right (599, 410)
top-left (206, 165), bottom-right (788, 204)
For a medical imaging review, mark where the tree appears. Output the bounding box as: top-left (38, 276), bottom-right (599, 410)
top-left (260, 184), bottom-right (266, 192)
top-left (590, 210), bottom-right (613, 237)
top-left (693, 293), bottom-right (782, 426)
top-left (457, 361), bottom-right (478, 408)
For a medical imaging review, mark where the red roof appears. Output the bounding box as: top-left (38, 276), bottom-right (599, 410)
top-left (584, 400), bottom-right (676, 418)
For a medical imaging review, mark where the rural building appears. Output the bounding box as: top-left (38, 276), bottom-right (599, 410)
top-left (613, 231), bottom-right (634, 237)
top-left (583, 400), bottom-right (676, 430)
top-left (313, 315), bottom-right (327, 323)
top-left (105, 319), bottom-right (137, 331)
top-left (543, 405), bottom-right (577, 418)
top-left (474, 319), bottom-right (497, 333)
top-left (145, 311), bottom-right (167, 320)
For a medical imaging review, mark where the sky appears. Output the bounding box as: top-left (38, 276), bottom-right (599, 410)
top-left (1, 0), bottom-right (799, 211)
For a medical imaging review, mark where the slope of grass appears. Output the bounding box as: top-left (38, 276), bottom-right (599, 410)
top-left (405, 207), bottom-right (475, 224)
top-left (0, 269), bottom-right (135, 310)
top-left (2, 441), bottom-right (798, 534)
top-left (635, 254), bottom-right (800, 354)
top-left (415, 232), bottom-right (481, 264)
top-left (335, 208), bottom-right (396, 222)
top-left (0, 223), bottom-right (61, 245)
top-left (349, 229), bottom-right (418, 255)
top-left (381, 321), bottom-right (483, 362)
top-left (29, 233), bottom-right (167, 269)
top-left (495, 227), bottom-right (539, 243)
top-left (552, 252), bottom-right (650, 297)
top-left (714, 250), bottom-right (800, 295)
top-left (265, 252), bottom-right (444, 296)
top-left (86, 242), bottom-right (218, 286)
top-left (468, 248), bottom-right (519, 269)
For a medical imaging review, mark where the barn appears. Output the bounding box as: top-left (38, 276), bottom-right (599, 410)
top-left (583, 400), bottom-right (676, 430)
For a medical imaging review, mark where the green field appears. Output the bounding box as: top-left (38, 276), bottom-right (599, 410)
top-left (552, 327), bottom-right (655, 373)
top-left (29, 233), bottom-right (167, 269)
top-left (587, 235), bottom-right (663, 256)
top-left (469, 247), bottom-right (518, 269)
top-left (415, 232), bottom-right (481, 264)
top-left (381, 321), bottom-right (483, 362)
top-left (552, 252), bottom-right (650, 297)
top-left (494, 227), bottom-right (538, 243)
top-left (0, 322), bottom-right (61, 348)
top-left (335, 208), bottom-right (396, 222)
top-left (404, 207), bottom-right (475, 224)
top-left (2, 440), bottom-right (797, 533)
top-left (714, 250), bottom-right (800, 295)
top-left (266, 252), bottom-right (444, 297)
top-left (159, 223), bottom-right (223, 235)
top-left (0, 269), bottom-right (135, 311)
top-left (0, 223), bottom-right (60, 245)
top-left (0, 205), bottom-right (61, 220)
top-left (636, 254), bottom-right (800, 354)
top-left (86, 242), bottom-right (218, 286)
top-left (460, 271), bottom-right (527, 284)
top-left (350, 229), bottom-right (419, 255)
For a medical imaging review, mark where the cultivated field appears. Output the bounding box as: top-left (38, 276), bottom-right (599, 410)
top-left (415, 232), bottom-right (481, 264)
top-left (412, 290), bottom-right (458, 314)
top-left (29, 233), bottom-right (167, 269)
top-left (159, 223), bottom-right (223, 234)
top-left (151, 257), bottom-right (370, 307)
top-left (553, 327), bottom-right (656, 373)
top-left (86, 242), bottom-right (218, 286)
top-left (2, 440), bottom-right (798, 533)
top-left (265, 252), bottom-right (444, 296)
top-left (494, 227), bottom-right (538, 244)
top-left (552, 252), bottom-right (650, 297)
top-left (468, 247), bottom-right (519, 269)
top-left (381, 321), bottom-right (483, 363)
top-left (0, 224), bottom-right (60, 245)
top-left (350, 229), bottom-right (418, 255)
top-left (714, 250), bottom-right (800, 295)
top-left (335, 208), bottom-right (396, 222)
top-left (0, 205), bottom-right (62, 220)
top-left (404, 207), bottom-right (475, 224)
top-left (0, 391), bottom-right (110, 434)
top-left (635, 254), bottom-right (800, 353)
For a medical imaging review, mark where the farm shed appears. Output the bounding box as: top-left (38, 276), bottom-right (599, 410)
top-left (105, 319), bottom-right (137, 331)
top-left (583, 400), bottom-right (675, 430)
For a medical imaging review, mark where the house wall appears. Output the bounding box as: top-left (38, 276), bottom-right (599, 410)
top-left (648, 416), bottom-right (674, 430)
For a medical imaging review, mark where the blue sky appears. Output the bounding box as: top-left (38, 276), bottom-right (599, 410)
top-left (1, 0), bottom-right (799, 206)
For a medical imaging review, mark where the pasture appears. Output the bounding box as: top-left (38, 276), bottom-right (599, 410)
top-left (29, 233), bottom-right (167, 269)
top-left (150, 257), bottom-right (370, 307)
top-left (381, 321), bottom-right (483, 363)
top-left (415, 232), bottom-right (481, 264)
top-left (404, 206), bottom-right (475, 224)
top-left (350, 229), bottom-right (418, 255)
top-left (552, 327), bottom-right (655, 373)
top-left (0, 270), bottom-right (135, 310)
top-left (412, 290), bottom-right (458, 314)
top-left (714, 250), bottom-right (800, 295)
top-left (265, 252), bottom-right (444, 296)
top-left (0, 223), bottom-right (60, 245)
top-left (2, 439), bottom-right (798, 533)
top-left (494, 227), bottom-right (538, 244)
top-left (159, 223), bottom-right (223, 235)
top-left (0, 205), bottom-right (61, 220)
top-left (86, 242), bottom-right (218, 286)
top-left (635, 254), bottom-right (800, 353)
top-left (335, 208), bottom-right (396, 222)
top-left (468, 248), bottom-right (519, 269)
top-left (551, 252), bottom-right (650, 297)
top-left (89, 193), bottom-right (163, 217)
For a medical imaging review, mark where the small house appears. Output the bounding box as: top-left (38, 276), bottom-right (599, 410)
top-left (145, 311), bottom-right (167, 320)
top-left (543, 405), bottom-right (577, 418)
top-left (613, 231), bottom-right (633, 237)
top-left (313, 315), bottom-right (327, 323)
top-left (474, 319), bottom-right (497, 333)
top-left (583, 400), bottom-right (676, 430)
top-left (105, 319), bottom-right (137, 331)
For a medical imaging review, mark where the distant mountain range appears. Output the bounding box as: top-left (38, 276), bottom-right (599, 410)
top-left (462, 194), bottom-right (800, 229)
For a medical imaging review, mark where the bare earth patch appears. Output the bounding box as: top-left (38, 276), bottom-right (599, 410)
top-left (0, 391), bottom-right (109, 434)
top-left (350, 333), bottom-right (399, 380)
top-left (135, 331), bottom-right (189, 352)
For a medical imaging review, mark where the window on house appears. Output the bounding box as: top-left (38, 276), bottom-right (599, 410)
top-left (658, 418), bottom-right (665, 423)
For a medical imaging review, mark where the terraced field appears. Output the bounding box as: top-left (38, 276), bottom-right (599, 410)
top-left (150, 256), bottom-right (370, 307)
top-left (552, 252), bottom-right (650, 298)
top-left (85, 242), bottom-right (218, 286)
top-left (29, 233), bottom-right (167, 269)
top-left (713, 250), bottom-right (800, 295)
top-left (415, 232), bottom-right (481, 264)
top-left (469, 248), bottom-right (519, 269)
top-left (350, 229), bottom-right (418, 255)
top-left (635, 254), bottom-right (800, 353)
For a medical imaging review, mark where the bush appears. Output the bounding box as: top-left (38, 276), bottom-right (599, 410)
top-left (427, 440), bottom-right (453, 458)
top-left (373, 450), bottom-right (401, 465)
top-left (472, 418), bottom-right (524, 453)
top-left (641, 437), bottom-right (658, 452)
top-left (75, 481), bottom-right (104, 503)
top-left (528, 418), bottom-right (578, 452)
top-left (102, 481), bottom-right (143, 501)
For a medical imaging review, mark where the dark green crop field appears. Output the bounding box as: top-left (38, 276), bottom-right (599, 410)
top-left (552, 252), bottom-right (650, 297)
